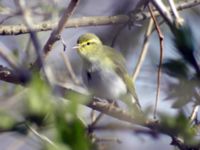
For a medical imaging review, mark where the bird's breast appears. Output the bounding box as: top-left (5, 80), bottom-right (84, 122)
top-left (82, 66), bottom-right (127, 100)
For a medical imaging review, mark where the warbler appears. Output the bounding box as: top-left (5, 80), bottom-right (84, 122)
top-left (74, 33), bottom-right (141, 113)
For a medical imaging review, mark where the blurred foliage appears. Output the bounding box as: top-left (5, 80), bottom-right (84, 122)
top-left (50, 104), bottom-right (92, 150)
top-left (64, 89), bottom-right (91, 108)
top-left (21, 73), bottom-right (53, 127)
top-left (158, 19), bottom-right (200, 148)
top-left (0, 111), bottom-right (16, 129)
top-left (162, 22), bottom-right (200, 108)
top-left (0, 72), bottom-right (93, 150)
top-left (160, 113), bottom-right (197, 145)
top-left (25, 73), bottom-right (92, 150)
top-left (171, 24), bottom-right (200, 75)
top-left (162, 59), bottom-right (199, 107)
top-left (162, 59), bottom-right (189, 78)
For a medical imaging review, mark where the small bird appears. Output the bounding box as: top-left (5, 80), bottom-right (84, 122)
top-left (74, 33), bottom-right (141, 114)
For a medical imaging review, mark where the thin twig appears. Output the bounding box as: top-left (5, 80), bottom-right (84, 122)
top-left (167, 0), bottom-right (180, 20)
top-left (90, 110), bottom-right (96, 123)
top-left (151, 0), bottom-right (173, 27)
top-left (189, 105), bottom-right (199, 123)
top-left (89, 112), bottom-right (104, 128)
top-left (0, 13), bottom-right (19, 25)
top-left (27, 124), bottom-right (57, 148)
top-left (15, 0), bottom-right (44, 71)
top-left (132, 18), bottom-right (154, 81)
top-left (148, 5), bottom-right (164, 119)
top-left (31, 0), bottom-right (79, 70)
top-left (167, 0), bottom-right (184, 27)
top-left (0, 0), bottom-right (199, 35)
top-left (60, 38), bottom-right (80, 85)
top-left (0, 48), bottom-right (17, 69)
top-left (87, 100), bottom-right (146, 125)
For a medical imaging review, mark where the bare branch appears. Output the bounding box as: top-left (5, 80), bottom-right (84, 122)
top-left (132, 18), bottom-right (153, 81)
top-left (167, 0), bottom-right (184, 26)
top-left (60, 38), bottom-right (80, 85)
top-left (87, 100), bottom-right (147, 126)
top-left (189, 105), bottom-right (199, 123)
top-left (0, 65), bottom-right (30, 84)
top-left (89, 112), bottom-right (104, 128)
top-left (148, 5), bottom-right (164, 119)
top-left (170, 136), bottom-right (200, 150)
top-left (15, 0), bottom-right (44, 71)
top-left (0, 65), bottom-right (21, 84)
top-left (167, 0), bottom-right (180, 20)
top-left (0, 0), bottom-right (199, 35)
top-left (27, 124), bottom-right (57, 148)
top-left (31, 0), bottom-right (79, 70)
top-left (151, 0), bottom-right (174, 26)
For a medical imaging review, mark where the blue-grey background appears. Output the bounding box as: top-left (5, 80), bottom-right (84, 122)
top-left (0, 0), bottom-right (200, 149)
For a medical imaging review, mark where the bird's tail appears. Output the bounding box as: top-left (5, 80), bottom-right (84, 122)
top-left (131, 94), bottom-right (143, 113)
top-left (123, 94), bottom-right (144, 118)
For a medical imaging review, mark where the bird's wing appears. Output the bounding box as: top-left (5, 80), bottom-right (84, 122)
top-left (103, 46), bottom-right (140, 107)
top-left (123, 74), bottom-right (141, 107)
top-left (102, 45), bottom-right (126, 72)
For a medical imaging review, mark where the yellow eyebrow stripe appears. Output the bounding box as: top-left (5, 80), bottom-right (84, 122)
top-left (81, 39), bottom-right (99, 45)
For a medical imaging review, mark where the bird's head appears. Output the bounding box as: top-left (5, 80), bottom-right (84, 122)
top-left (74, 33), bottom-right (103, 59)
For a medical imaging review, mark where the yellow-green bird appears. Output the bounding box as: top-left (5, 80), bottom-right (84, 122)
top-left (74, 33), bottom-right (141, 113)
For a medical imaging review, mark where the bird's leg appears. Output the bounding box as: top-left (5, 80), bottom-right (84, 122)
top-left (93, 97), bottom-right (119, 111)
top-left (107, 99), bottom-right (119, 111)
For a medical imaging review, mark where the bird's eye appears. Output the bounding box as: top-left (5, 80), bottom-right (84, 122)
top-left (86, 42), bottom-right (90, 45)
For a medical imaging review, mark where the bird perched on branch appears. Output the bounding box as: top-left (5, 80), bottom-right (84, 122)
top-left (73, 33), bottom-right (142, 114)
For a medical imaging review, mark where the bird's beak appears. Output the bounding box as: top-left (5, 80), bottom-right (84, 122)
top-left (72, 45), bottom-right (80, 49)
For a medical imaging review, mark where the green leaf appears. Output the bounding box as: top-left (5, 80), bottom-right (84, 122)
top-left (171, 23), bottom-right (200, 74)
top-left (160, 113), bottom-right (196, 144)
top-left (162, 59), bottom-right (189, 78)
top-left (24, 73), bottom-right (53, 125)
top-left (0, 111), bottom-right (15, 129)
top-left (54, 104), bottom-right (92, 150)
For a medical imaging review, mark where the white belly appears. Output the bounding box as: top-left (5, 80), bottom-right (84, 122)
top-left (82, 67), bottom-right (127, 100)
